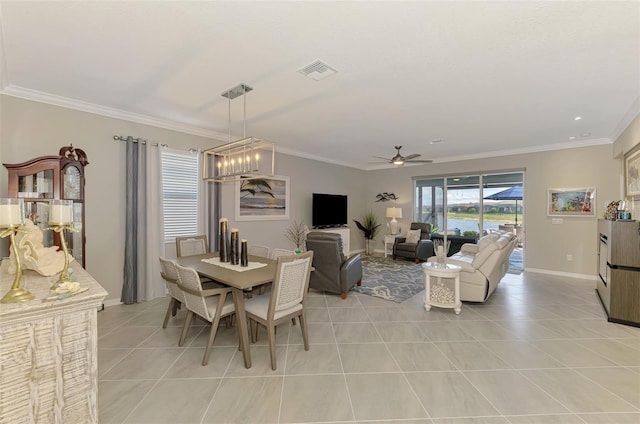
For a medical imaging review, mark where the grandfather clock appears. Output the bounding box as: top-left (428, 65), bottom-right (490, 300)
top-left (4, 145), bottom-right (89, 267)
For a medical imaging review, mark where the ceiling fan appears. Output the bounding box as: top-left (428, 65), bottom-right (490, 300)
top-left (372, 146), bottom-right (433, 166)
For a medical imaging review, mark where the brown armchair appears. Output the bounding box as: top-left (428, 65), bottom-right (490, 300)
top-left (392, 222), bottom-right (435, 263)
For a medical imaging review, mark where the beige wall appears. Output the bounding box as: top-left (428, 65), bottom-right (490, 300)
top-left (0, 95), bottom-right (367, 302)
top-left (364, 144), bottom-right (620, 279)
top-left (613, 111), bottom-right (640, 213)
top-left (1, 94), bottom-right (636, 301)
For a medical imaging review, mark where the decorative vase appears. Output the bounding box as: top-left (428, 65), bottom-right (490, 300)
top-left (219, 218), bottom-right (229, 262)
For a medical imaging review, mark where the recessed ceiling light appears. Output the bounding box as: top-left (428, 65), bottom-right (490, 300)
top-left (569, 136), bottom-right (576, 140)
top-left (574, 116), bottom-right (582, 121)
top-left (581, 132), bottom-right (591, 137)
top-left (429, 139), bottom-right (445, 145)
top-left (452, 178), bottom-right (461, 182)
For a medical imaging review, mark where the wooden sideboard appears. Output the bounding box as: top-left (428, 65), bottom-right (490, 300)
top-left (0, 260), bottom-right (107, 423)
top-left (596, 219), bottom-right (640, 327)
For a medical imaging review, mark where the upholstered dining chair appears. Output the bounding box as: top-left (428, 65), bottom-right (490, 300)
top-left (174, 263), bottom-right (235, 366)
top-left (248, 244), bottom-right (270, 258)
top-left (176, 235), bottom-right (208, 257)
top-left (270, 248), bottom-right (295, 260)
top-left (244, 251), bottom-right (314, 370)
top-left (158, 257), bottom-right (185, 329)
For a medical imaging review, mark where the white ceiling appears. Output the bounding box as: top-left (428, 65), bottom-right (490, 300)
top-left (1, 1), bottom-right (639, 169)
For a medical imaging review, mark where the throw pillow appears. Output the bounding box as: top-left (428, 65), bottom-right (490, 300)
top-left (406, 229), bottom-right (421, 244)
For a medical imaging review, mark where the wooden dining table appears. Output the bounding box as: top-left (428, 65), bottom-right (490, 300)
top-left (176, 253), bottom-right (276, 368)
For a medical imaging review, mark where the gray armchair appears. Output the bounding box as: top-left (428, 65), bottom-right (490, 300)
top-left (305, 231), bottom-right (362, 299)
top-left (392, 222), bottom-right (435, 263)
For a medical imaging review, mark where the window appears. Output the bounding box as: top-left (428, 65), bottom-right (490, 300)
top-left (161, 149), bottom-right (199, 242)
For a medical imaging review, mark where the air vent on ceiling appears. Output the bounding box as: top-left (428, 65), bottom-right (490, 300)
top-left (298, 60), bottom-right (338, 81)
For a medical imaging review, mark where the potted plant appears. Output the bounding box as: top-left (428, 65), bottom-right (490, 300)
top-left (354, 211), bottom-right (381, 255)
top-left (285, 220), bottom-right (309, 253)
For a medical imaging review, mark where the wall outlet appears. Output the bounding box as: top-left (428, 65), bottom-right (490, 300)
top-left (566, 254), bottom-right (573, 262)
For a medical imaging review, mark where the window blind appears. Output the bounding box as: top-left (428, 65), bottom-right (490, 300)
top-left (161, 150), bottom-right (199, 242)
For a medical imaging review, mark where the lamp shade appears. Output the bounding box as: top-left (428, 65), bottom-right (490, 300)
top-left (386, 207), bottom-right (402, 219)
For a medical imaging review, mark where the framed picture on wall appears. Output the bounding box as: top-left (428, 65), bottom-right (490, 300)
top-left (235, 175), bottom-right (290, 221)
top-left (625, 144), bottom-right (640, 198)
top-left (547, 187), bottom-right (596, 217)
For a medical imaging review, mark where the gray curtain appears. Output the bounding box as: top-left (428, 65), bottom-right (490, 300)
top-left (122, 137), bottom-right (147, 304)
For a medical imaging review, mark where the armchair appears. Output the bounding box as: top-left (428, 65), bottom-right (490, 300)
top-left (392, 222), bottom-right (435, 263)
top-left (305, 231), bottom-right (362, 299)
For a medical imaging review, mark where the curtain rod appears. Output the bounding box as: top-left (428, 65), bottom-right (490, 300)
top-left (113, 135), bottom-right (198, 153)
top-left (113, 135), bottom-right (167, 148)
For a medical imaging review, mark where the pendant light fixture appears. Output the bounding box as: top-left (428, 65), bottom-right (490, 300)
top-left (203, 83), bottom-right (275, 182)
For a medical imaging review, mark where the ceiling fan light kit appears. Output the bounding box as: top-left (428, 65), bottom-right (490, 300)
top-left (373, 146), bottom-right (433, 166)
top-left (203, 83), bottom-right (275, 183)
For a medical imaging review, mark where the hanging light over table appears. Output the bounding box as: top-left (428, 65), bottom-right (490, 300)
top-left (203, 83), bottom-right (275, 183)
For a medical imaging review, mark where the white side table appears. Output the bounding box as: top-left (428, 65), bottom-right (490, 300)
top-left (422, 261), bottom-right (462, 314)
top-left (384, 234), bottom-right (400, 258)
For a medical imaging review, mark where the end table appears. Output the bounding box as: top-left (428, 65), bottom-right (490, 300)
top-left (422, 261), bottom-right (462, 314)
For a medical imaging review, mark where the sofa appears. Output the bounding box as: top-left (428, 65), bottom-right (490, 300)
top-left (305, 231), bottom-right (362, 299)
top-left (392, 222), bottom-right (435, 263)
top-left (431, 230), bottom-right (516, 302)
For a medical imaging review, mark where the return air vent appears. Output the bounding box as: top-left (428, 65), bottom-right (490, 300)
top-left (298, 59), bottom-right (338, 81)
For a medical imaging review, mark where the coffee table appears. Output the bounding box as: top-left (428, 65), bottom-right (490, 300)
top-left (422, 261), bottom-right (462, 314)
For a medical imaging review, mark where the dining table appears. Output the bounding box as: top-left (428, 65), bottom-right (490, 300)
top-left (176, 252), bottom-right (276, 368)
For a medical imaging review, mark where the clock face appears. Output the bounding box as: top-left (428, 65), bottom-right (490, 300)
top-left (64, 166), bottom-right (81, 199)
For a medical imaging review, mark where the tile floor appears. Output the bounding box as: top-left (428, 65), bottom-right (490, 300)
top-left (98, 271), bottom-right (640, 424)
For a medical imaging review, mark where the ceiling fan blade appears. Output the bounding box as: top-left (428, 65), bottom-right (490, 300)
top-left (403, 154), bottom-right (421, 161)
top-left (406, 159), bottom-right (433, 163)
top-left (372, 156), bottom-right (392, 161)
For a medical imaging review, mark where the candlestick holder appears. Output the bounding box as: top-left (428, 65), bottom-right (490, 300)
top-left (48, 199), bottom-right (76, 290)
top-left (1, 198), bottom-right (33, 304)
top-left (48, 223), bottom-right (78, 290)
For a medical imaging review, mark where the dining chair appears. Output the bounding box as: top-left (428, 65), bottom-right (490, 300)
top-left (158, 257), bottom-right (185, 329)
top-left (176, 234), bottom-right (209, 257)
top-left (270, 248), bottom-right (295, 260)
top-left (244, 251), bottom-right (314, 370)
top-left (248, 244), bottom-right (270, 258)
top-left (175, 263), bottom-right (235, 366)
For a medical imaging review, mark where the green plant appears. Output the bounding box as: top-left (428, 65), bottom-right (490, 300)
top-left (353, 211), bottom-right (381, 240)
top-left (462, 230), bottom-right (479, 239)
top-left (285, 220), bottom-right (308, 250)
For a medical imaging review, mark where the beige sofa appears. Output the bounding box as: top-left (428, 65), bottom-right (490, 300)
top-left (431, 231), bottom-right (516, 302)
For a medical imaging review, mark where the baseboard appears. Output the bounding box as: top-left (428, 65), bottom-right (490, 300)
top-left (103, 298), bottom-right (123, 308)
top-left (524, 267), bottom-right (597, 281)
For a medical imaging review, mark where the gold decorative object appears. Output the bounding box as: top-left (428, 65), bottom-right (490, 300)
top-left (0, 198), bottom-right (34, 304)
top-left (48, 199), bottom-right (76, 289)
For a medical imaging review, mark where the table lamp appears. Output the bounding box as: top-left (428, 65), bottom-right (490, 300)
top-left (0, 198), bottom-right (34, 303)
top-left (386, 207), bottom-right (402, 235)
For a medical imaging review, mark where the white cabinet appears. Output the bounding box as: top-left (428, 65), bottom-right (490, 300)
top-left (315, 227), bottom-right (350, 257)
top-left (0, 260), bottom-right (107, 423)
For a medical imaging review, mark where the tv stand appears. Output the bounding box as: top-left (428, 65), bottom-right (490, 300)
top-left (314, 227), bottom-right (350, 257)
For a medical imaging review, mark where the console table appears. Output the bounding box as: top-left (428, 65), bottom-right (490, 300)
top-left (0, 259), bottom-right (107, 423)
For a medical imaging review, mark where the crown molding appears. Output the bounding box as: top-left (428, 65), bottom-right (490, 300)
top-left (611, 95), bottom-right (640, 143)
top-left (1, 84), bottom-right (615, 172)
top-left (432, 138), bottom-right (612, 165)
top-left (1, 85), bottom-right (231, 140)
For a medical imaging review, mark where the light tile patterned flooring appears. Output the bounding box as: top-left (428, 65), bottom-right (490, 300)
top-left (98, 271), bottom-right (640, 424)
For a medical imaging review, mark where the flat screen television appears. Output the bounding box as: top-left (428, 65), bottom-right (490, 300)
top-left (312, 193), bottom-right (348, 228)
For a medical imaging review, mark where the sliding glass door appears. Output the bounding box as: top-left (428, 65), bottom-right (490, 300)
top-left (414, 171), bottom-right (524, 243)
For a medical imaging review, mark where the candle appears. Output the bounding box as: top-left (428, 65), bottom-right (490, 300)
top-left (0, 204), bottom-right (21, 226)
top-left (50, 203), bottom-right (73, 224)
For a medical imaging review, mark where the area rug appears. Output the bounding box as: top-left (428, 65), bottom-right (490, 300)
top-left (352, 256), bottom-right (424, 303)
top-left (507, 248), bottom-right (523, 275)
